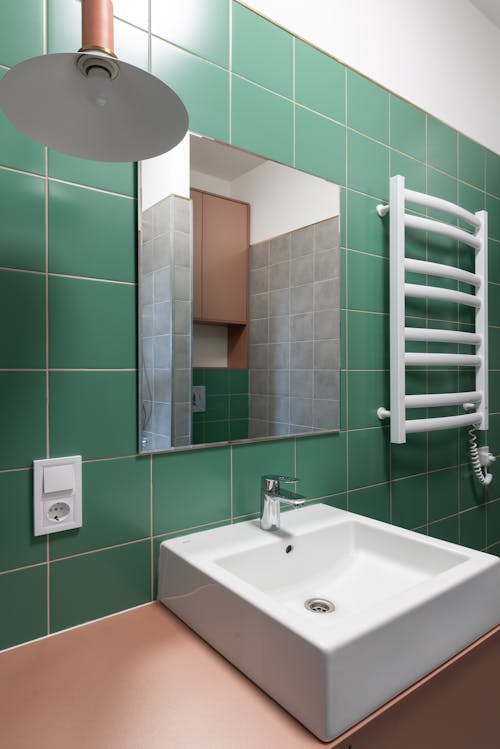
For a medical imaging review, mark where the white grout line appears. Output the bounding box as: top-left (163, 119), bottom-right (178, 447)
top-left (0, 165), bottom-right (135, 200)
top-left (228, 0), bottom-right (233, 144)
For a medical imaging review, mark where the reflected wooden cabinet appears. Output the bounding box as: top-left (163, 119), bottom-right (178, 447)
top-left (190, 189), bottom-right (249, 325)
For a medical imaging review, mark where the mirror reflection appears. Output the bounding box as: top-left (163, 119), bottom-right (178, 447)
top-left (139, 135), bottom-right (341, 453)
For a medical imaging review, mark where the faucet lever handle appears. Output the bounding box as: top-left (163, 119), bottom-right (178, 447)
top-left (261, 474), bottom-right (299, 493)
top-left (261, 474), bottom-right (299, 483)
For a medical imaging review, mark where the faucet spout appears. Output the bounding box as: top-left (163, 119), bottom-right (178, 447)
top-left (260, 475), bottom-right (304, 531)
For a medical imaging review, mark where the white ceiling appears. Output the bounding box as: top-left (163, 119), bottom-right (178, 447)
top-left (190, 136), bottom-right (266, 181)
top-left (470, 0), bottom-right (500, 29)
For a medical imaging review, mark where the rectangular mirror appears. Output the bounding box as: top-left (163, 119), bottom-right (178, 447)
top-left (139, 135), bottom-right (341, 453)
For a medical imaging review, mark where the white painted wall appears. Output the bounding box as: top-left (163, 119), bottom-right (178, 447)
top-left (230, 160), bottom-right (339, 244)
top-left (141, 133), bottom-right (190, 210)
top-left (190, 170), bottom-right (232, 196)
top-left (192, 324), bottom-right (228, 367)
top-left (241, 0), bottom-right (500, 154)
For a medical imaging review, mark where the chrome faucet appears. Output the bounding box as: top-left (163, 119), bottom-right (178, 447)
top-left (260, 475), bottom-right (305, 531)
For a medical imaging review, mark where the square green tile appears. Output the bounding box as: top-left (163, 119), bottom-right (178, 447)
top-left (48, 0), bottom-right (83, 53)
top-left (152, 37), bottom-right (229, 142)
top-left (427, 167), bottom-right (458, 225)
top-left (347, 311), bottom-right (389, 370)
top-left (50, 371), bottom-right (137, 459)
top-left (489, 371), bottom-right (500, 414)
top-left (322, 493), bottom-right (347, 511)
top-left (392, 475), bottom-right (427, 529)
top-left (348, 371), bottom-right (389, 429)
top-left (48, 181), bottom-right (136, 282)
top-left (48, 151), bottom-right (135, 196)
top-left (204, 421), bottom-right (229, 443)
top-left (490, 326), bottom-right (500, 370)
top-left (459, 181), bottom-right (485, 218)
top-left (0, 169), bottom-right (45, 271)
top-left (50, 541), bottom-right (150, 633)
top-left (427, 117), bottom-right (457, 176)
top-left (0, 270), bottom-right (45, 368)
top-left (347, 250), bottom-right (388, 313)
top-left (346, 190), bottom-right (387, 257)
top-left (458, 134), bottom-right (484, 189)
top-left (205, 369), bottom-right (229, 395)
top-left (0, 0), bottom-right (43, 66)
top-left (489, 282), bottom-right (500, 326)
top-left (486, 194), bottom-right (500, 242)
top-left (429, 426), bottom-right (459, 471)
top-left (428, 515), bottom-right (459, 544)
top-left (0, 470), bottom-right (45, 572)
top-left (391, 432), bottom-right (427, 479)
top-left (0, 372), bottom-right (46, 470)
top-left (488, 414), bottom-right (500, 458)
top-left (488, 239), bottom-right (500, 286)
top-left (230, 394), bottom-right (248, 419)
top-left (152, 0), bottom-right (228, 66)
top-left (348, 482), bottom-right (390, 522)
top-left (428, 467), bottom-right (458, 522)
top-left (347, 71), bottom-right (388, 143)
top-left (231, 76), bottom-right (293, 166)
top-left (153, 446), bottom-right (230, 533)
top-left (459, 506), bottom-right (486, 550)
top-left (390, 151), bottom-right (426, 195)
top-left (390, 96), bottom-right (426, 162)
top-left (486, 150), bottom-right (500, 198)
top-left (229, 419), bottom-right (248, 440)
top-left (49, 276), bottom-right (136, 369)
top-left (0, 566), bottom-right (47, 650)
top-left (347, 130), bottom-right (389, 200)
top-left (487, 499), bottom-right (500, 546)
top-left (295, 106), bottom-right (346, 184)
top-left (229, 369), bottom-right (248, 393)
top-left (232, 3), bottom-right (292, 97)
top-left (294, 40), bottom-right (345, 123)
top-left (348, 428), bottom-right (389, 490)
top-left (50, 457), bottom-right (150, 559)
top-left (0, 69), bottom-right (45, 174)
top-left (205, 395), bottom-right (228, 421)
top-left (296, 432), bottom-right (346, 499)
top-left (232, 438), bottom-right (294, 516)
top-left (460, 461), bottom-right (486, 510)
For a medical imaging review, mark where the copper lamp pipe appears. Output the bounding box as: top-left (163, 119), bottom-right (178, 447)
top-left (80, 0), bottom-right (116, 57)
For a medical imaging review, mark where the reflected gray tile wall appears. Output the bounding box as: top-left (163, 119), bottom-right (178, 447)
top-left (248, 217), bottom-right (340, 438)
top-left (171, 197), bottom-right (193, 447)
top-left (140, 196), bottom-right (192, 450)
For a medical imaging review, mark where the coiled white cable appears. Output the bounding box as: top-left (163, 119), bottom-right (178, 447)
top-left (468, 427), bottom-right (493, 486)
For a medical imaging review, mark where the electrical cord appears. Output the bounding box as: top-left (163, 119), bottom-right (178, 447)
top-left (468, 426), bottom-right (493, 486)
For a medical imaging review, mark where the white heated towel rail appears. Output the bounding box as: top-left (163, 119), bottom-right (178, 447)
top-left (376, 175), bottom-right (488, 444)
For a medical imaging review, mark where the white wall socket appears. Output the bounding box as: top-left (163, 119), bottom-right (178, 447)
top-left (33, 456), bottom-right (82, 536)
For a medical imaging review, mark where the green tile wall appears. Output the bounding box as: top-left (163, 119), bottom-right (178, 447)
top-left (1, 0), bottom-right (500, 651)
top-left (192, 369), bottom-right (249, 444)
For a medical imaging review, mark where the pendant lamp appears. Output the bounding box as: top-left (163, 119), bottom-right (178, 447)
top-left (0, 0), bottom-right (188, 162)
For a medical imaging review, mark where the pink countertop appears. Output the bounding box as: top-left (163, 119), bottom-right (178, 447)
top-left (1, 602), bottom-right (498, 749)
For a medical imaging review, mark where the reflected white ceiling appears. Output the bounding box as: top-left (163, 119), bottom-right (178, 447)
top-left (190, 136), bottom-right (266, 181)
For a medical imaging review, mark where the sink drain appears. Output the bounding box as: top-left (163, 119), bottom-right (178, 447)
top-left (304, 597), bottom-right (335, 614)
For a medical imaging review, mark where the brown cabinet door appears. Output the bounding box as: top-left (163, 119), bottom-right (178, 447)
top-left (191, 189), bottom-right (203, 321)
top-left (201, 193), bottom-right (249, 324)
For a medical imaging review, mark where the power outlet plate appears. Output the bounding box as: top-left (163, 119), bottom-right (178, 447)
top-left (33, 456), bottom-right (82, 536)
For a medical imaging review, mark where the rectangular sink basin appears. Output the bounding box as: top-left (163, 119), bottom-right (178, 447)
top-left (157, 504), bottom-right (500, 741)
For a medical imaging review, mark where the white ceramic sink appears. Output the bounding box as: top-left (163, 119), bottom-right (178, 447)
top-left (157, 504), bottom-right (500, 741)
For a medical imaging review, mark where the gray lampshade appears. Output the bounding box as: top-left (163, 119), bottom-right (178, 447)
top-left (0, 52), bottom-right (189, 162)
